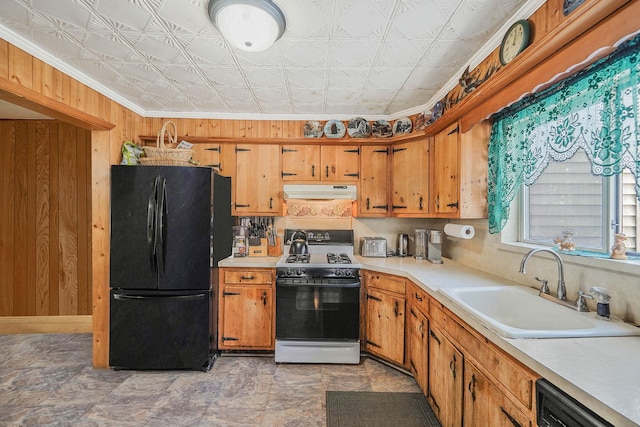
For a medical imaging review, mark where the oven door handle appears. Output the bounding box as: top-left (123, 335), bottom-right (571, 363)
top-left (276, 281), bottom-right (361, 288)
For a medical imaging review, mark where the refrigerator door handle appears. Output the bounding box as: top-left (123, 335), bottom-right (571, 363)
top-left (156, 177), bottom-right (168, 275)
top-left (112, 293), bottom-right (208, 301)
top-left (147, 177), bottom-right (159, 273)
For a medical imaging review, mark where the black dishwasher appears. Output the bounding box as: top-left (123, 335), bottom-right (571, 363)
top-left (536, 379), bottom-right (613, 427)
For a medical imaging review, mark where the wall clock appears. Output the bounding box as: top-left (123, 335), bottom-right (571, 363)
top-left (499, 19), bottom-right (531, 66)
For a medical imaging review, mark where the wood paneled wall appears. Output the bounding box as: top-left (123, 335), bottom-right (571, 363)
top-left (0, 120), bottom-right (91, 316)
top-left (137, 118), bottom-right (308, 141)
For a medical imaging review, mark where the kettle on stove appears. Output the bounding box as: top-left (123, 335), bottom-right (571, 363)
top-left (289, 230), bottom-right (309, 254)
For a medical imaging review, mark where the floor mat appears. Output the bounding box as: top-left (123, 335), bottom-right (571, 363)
top-left (326, 391), bottom-right (441, 427)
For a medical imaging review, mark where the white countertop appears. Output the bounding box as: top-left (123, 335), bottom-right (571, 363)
top-left (218, 255), bottom-right (640, 426)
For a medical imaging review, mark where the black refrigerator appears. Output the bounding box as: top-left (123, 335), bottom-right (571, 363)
top-left (109, 165), bottom-right (233, 370)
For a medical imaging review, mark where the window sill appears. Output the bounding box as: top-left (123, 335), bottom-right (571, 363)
top-left (496, 242), bottom-right (640, 277)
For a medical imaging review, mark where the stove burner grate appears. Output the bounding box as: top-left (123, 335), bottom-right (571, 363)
top-left (327, 252), bottom-right (352, 264)
top-left (286, 254), bottom-right (310, 263)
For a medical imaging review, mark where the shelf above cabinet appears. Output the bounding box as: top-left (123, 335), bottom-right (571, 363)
top-left (138, 132), bottom-right (427, 146)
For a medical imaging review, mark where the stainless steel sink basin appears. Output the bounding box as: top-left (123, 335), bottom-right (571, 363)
top-left (439, 285), bottom-right (640, 338)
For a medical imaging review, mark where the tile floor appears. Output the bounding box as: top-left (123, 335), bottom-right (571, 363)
top-left (0, 334), bottom-right (420, 426)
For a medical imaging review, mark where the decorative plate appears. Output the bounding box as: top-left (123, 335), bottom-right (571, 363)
top-left (392, 117), bottom-right (413, 135)
top-left (371, 120), bottom-right (393, 138)
top-left (413, 112), bottom-right (431, 131)
top-left (303, 120), bottom-right (323, 138)
top-left (324, 120), bottom-right (346, 138)
top-left (431, 101), bottom-right (444, 121)
top-left (347, 117), bottom-right (371, 138)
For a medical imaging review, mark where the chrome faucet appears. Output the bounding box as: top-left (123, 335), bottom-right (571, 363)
top-left (519, 248), bottom-right (567, 301)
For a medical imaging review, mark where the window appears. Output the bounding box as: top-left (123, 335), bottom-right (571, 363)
top-left (487, 33), bottom-right (640, 257)
top-left (522, 151), bottom-right (639, 255)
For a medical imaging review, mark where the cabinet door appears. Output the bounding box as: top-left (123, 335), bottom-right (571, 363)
top-left (365, 289), bottom-right (405, 365)
top-left (235, 144), bottom-right (281, 215)
top-left (409, 307), bottom-right (428, 395)
top-left (458, 121), bottom-right (491, 219)
top-left (191, 143), bottom-right (235, 178)
top-left (429, 325), bottom-right (463, 427)
top-left (433, 123), bottom-right (460, 216)
top-left (321, 145), bottom-right (360, 181)
top-left (281, 145), bottom-right (321, 181)
top-left (220, 285), bottom-right (273, 349)
top-left (392, 139), bottom-right (429, 216)
top-left (464, 361), bottom-right (531, 427)
top-left (359, 145), bottom-right (390, 216)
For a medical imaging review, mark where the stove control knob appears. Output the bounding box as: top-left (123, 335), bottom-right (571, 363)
top-left (296, 268), bottom-right (303, 276)
top-left (334, 269), bottom-right (342, 276)
top-left (344, 270), bottom-right (352, 277)
top-left (286, 269), bottom-right (293, 276)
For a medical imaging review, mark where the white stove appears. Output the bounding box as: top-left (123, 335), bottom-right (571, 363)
top-left (275, 229), bottom-right (361, 364)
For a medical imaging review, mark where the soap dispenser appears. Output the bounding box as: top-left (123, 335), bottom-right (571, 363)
top-left (589, 287), bottom-right (611, 319)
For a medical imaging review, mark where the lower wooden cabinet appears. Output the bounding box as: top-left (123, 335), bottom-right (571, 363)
top-left (218, 268), bottom-right (274, 350)
top-left (362, 271), bottom-right (540, 427)
top-left (365, 288), bottom-right (405, 365)
top-left (428, 323), bottom-right (464, 426)
top-left (464, 361), bottom-right (531, 427)
top-left (364, 271), bottom-right (406, 366)
top-left (429, 300), bottom-right (540, 426)
top-left (408, 306), bottom-right (428, 394)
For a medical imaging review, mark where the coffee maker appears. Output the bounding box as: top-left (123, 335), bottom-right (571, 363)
top-left (427, 230), bottom-right (443, 264)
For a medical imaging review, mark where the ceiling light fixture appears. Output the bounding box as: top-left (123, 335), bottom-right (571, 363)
top-left (208, 0), bottom-right (286, 52)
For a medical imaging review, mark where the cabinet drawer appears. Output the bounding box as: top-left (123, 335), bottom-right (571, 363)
top-left (408, 282), bottom-right (429, 316)
top-left (431, 301), bottom-right (536, 411)
top-left (224, 269), bottom-right (273, 284)
top-left (364, 271), bottom-right (405, 294)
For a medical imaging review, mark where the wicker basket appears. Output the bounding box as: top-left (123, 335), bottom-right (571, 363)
top-left (141, 121), bottom-right (194, 166)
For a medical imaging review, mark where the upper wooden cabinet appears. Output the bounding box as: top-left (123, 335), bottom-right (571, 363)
top-left (191, 143), bottom-right (235, 178)
top-left (281, 144), bottom-right (360, 182)
top-left (234, 144), bottom-right (282, 215)
top-left (430, 121), bottom-right (491, 218)
top-left (391, 138), bottom-right (429, 217)
top-left (281, 145), bottom-right (320, 180)
top-left (359, 145), bottom-right (390, 217)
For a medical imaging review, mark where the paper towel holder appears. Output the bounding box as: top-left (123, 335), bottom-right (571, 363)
top-left (443, 223), bottom-right (475, 239)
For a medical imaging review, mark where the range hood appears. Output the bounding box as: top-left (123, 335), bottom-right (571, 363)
top-left (283, 184), bottom-right (357, 200)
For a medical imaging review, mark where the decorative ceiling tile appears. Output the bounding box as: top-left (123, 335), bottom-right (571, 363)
top-left (329, 39), bottom-right (377, 67)
top-left (366, 67), bottom-right (414, 89)
top-left (0, 0), bottom-right (536, 119)
top-left (95, 0), bottom-right (152, 32)
top-left (392, 0), bottom-right (446, 39)
top-left (32, 0), bottom-right (93, 29)
top-left (156, 0), bottom-right (211, 34)
top-left (326, 67), bottom-right (368, 88)
top-left (84, 33), bottom-right (132, 60)
top-left (280, 39), bottom-right (329, 67)
top-left (134, 35), bottom-right (182, 62)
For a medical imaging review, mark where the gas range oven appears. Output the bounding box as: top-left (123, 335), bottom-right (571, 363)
top-left (275, 229), bottom-right (361, 364)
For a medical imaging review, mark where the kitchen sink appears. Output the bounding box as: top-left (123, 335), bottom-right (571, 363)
top-left (439, 285), bottom-right (640, 339)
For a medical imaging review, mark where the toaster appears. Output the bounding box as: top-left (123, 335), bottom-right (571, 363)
top-left (360, 237), bottom-right (387, 257)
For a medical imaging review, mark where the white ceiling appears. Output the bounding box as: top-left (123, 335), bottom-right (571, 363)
top-left (0, 0), bottom-right (540, 121)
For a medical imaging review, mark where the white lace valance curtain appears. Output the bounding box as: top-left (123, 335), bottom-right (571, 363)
top-left (488, 34), bottom-right (640, 234)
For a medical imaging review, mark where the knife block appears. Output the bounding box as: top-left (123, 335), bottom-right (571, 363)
top-left (248, 238), bottom-right (268, 257)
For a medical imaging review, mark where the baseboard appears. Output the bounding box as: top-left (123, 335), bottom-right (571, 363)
top-left (0, 315), bottom-right (92, 334)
